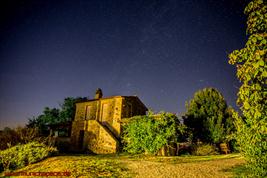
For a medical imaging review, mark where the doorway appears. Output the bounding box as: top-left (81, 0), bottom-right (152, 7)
top-left (78, 130), bottom-right (84, 150)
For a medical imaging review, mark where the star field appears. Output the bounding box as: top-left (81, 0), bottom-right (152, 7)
top-left (0, 0), bottom-right (249, 129)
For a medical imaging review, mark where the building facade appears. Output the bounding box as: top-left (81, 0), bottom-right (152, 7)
top-left (70, 89), bottom-right (147, 154)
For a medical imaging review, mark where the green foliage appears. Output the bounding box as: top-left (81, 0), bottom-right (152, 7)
top-left (228, 0), bottom-right (267, 176)
top-left (230, 164), bottom-right (255, 178)
top-left (59, 97), bottom-right (85, 122)
top-left (184, 88), bottom-right (235, 144)
top-left (229, 1), bottom-right (267, 118)
top-left (244, 0), bottom-right (267, 35)
top-left (191, 144), bottom-right (218, 156)
top-left (122, 112), bottom-right (186, 154)
top-left (0, 142), bottom-right (57, 172)
top-left (27, 97), bottom-right (86, 134)
top-left (27, 107), bottom-right (60, 135)
top-left (231, 112), bottom-right (267, 177)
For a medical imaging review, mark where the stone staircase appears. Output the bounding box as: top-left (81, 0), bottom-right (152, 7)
top-left (87, 120), bottom-right (119, 154)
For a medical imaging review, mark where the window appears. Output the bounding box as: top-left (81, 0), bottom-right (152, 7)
top-left (86, 105), bottom-right (92, 120)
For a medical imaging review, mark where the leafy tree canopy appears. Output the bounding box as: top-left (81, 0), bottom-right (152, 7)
top-left (184, 88), bottom-right (235, 144)
top-left (27, 97), bottom-right (86, 134)
top-left (228, 0), bottom-right (266, 176)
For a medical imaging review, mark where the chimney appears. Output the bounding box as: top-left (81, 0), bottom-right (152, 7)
top-left (95, 88), bottom-right (103, 99)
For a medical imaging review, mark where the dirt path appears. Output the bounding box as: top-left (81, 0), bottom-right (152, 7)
top-left (122, 158), bottom-right (245, 178)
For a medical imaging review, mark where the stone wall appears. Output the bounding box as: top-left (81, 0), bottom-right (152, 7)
top-left (70, 120), bottom-right (86, 150)
top-left (70, 120), bottom-right (119, 153)
top-left (87, 120), bottom-right (119, 154)
top-left (121, 97), bottom-right (147, 118)
top-left (70, 96), bottom-right (147, 154)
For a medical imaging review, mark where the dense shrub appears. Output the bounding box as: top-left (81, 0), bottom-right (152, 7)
top-left (191, 144), bottom-right (218, 156)
top-left (233, 113), bottom-right (267, 177)
top-left (0, 142), bottom-right (57, 172)
top-left (122, 112), bottom-right (187, 154)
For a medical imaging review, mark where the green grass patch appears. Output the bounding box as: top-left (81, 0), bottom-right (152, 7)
top-left (227, 164), bottom-right (257, 178)
top-left (115, 153), bottom-right (242, 164)
top-left (8, 155), bottom-right (130, 178)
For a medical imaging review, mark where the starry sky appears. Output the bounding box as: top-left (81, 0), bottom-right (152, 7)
top-left (0, 0), bottom-right (250, 129)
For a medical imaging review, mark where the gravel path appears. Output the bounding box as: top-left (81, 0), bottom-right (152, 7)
top-left (122, 157), bottom-right (245, 178)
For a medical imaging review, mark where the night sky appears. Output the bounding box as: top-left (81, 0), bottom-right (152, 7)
top-left (0, 0), bottom-right (249, 129)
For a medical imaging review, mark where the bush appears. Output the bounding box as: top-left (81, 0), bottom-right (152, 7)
top-left (234, 114), bottom-right (267, 177)
top-left (191, 144), bottom-right (218, 156)
top-left (0, 142), bottom-right (57, 172)
top-left (122, 112), bottom-right (187, 155)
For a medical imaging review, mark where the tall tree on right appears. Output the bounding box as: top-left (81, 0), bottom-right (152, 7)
top-left (228, 0), bottom-right (267, 176)
top-left (184, 88), bottom-right (234, 144)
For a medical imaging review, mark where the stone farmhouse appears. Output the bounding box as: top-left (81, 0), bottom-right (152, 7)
top-left (70, 89), bottom-right (148, 154)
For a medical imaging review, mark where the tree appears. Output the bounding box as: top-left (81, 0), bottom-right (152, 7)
top-left (184, 88), bottom-right (235, 144)
top-left (228, 0), bottom-right (267, 176)
top-left (59, 97), bottom-right (86, 122)
top-left (27, 97), bottom-right (86, 135)
top-left (27, 107), bottom-right (60, 135)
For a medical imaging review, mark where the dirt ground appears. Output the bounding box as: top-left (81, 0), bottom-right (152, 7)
top-left (122, 157), bottom-right (245, 178)
top-left (2, 154), bottom-right (245, 178)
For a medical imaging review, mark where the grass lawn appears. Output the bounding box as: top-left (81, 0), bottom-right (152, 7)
top-left (1, 153), bottom-right (246, 178)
